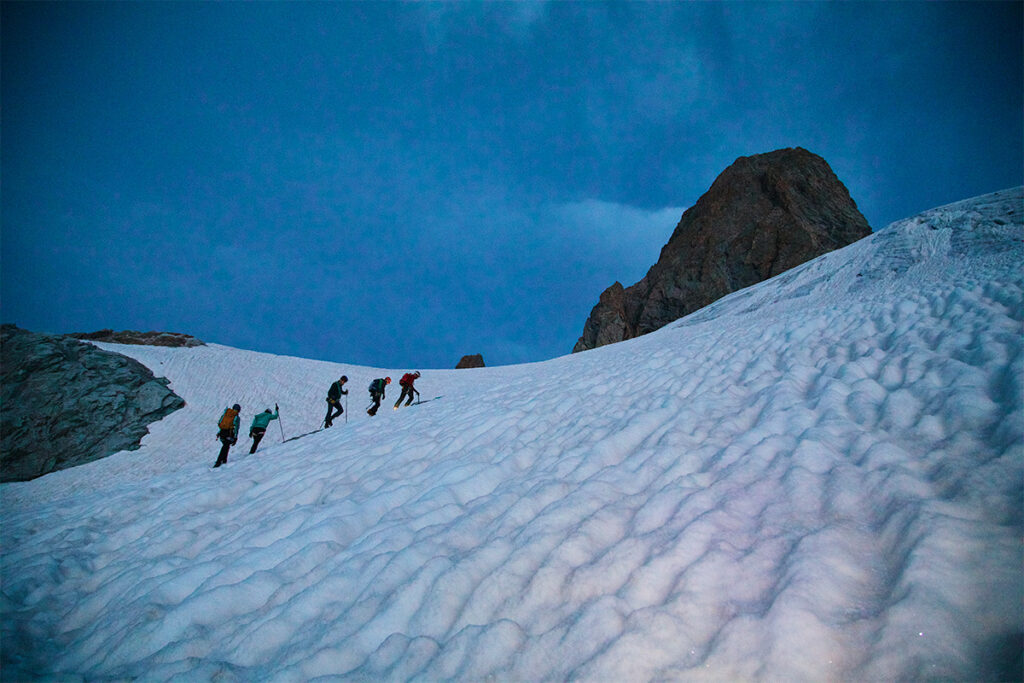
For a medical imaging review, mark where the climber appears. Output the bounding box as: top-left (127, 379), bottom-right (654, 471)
top-left (324, 375), bottom-right (348, 428)
top-left (367, 377), bottom-right (390, 416)
top-left (249, 405), bottom-right (279, 453)
top-left (213, 403), bottom-right (241, 468)
top-left (394, 371), bottom-right (421, 409)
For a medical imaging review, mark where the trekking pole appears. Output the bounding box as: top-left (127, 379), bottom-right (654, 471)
top-left (276, 403), bottom-right (284, 442)
top-left (345, 392), bottom-right (349, 424)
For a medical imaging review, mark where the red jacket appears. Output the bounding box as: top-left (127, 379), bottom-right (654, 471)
top-left (400, 373), bottom-right (417, 387)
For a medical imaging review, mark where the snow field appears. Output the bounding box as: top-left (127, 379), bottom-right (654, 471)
top-left (2, 188), bottom-right (1022, 680)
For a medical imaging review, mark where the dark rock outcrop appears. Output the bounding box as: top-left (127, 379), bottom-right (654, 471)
top-left (0, 325), bottom-right (186, 482)
top-left (573, 148), bottom-right (872, 352)
top-left (455, 354), bottom-right (485, 369)
top-left (68, 329), bottom-right (204, 347)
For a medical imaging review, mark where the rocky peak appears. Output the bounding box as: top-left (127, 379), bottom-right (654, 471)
top-left (455, 354), bottom-right (486, 369)
top-left (574, 148), bottom-right (871, 352)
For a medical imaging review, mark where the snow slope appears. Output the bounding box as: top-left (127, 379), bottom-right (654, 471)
top-left (3, 188), bottom-right (1022, 681)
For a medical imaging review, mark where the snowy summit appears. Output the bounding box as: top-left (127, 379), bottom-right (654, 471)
top-left (2, 189), bottom-right (1022, 680)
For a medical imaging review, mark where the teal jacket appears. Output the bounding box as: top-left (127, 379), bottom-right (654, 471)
top-left (250, 409), bottom-right (279, 430)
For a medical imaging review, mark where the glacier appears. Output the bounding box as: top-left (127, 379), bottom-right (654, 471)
top-left (2, 188), bottom-right (1022, 681)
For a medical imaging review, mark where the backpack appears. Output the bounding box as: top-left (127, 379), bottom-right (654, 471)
top-left (400, 373), bottom-right (414, 387)
top-left (219, 408), bottom-right (238, 430)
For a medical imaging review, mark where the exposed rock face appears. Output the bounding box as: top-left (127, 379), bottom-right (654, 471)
top-left (574, 148), bottom-right (872, 352)
top-left (68, 329), bottom-right (204, 347)
top-left (0, 325), bottom-right (186, 482)
top-left (455, 354), bottom-right (486, 369)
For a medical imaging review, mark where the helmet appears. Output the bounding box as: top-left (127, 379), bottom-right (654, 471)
top-left (265, 409), bottom-right (272, 414)
top-left (340, 375), bottom-right (348, 382)
top-left (232, 404), bottom-right (241, 412)
top-left (414, 371), bottom-right (421, 377)
top-left (385, 377), bottom-right (391, 384)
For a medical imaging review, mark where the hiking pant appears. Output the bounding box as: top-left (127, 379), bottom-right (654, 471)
top-left (249, 428), bottom-right (266, 454)
top-left (214, 429), bottom-right (236, 467)
top-left (325, 399), bottom-right (344, 427)
top-left (368, 391), bottom-right (382, 416)
top-left (395, 384), bottom-right (415, 408)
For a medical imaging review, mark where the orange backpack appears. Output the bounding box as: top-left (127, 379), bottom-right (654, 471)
top-left (218, 408), bottom-right (238, 430)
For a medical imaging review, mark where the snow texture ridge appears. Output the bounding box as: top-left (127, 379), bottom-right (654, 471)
top-left (2, 188), bottom-right (1022, 680)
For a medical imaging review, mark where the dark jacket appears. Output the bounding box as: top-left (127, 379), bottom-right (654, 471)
top-left (328, 380), bottom-right (348, 402)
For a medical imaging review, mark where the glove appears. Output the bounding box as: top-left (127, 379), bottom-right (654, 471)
top-left (275, 403), bottom-right (279, 411)
top-left (249, 431), bottom-right (254, 439)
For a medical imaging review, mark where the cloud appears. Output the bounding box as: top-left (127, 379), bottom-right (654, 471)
top-left (409, 1), bottom-right (549, 52)
top-left (550, 199), bottom-right (685, 285)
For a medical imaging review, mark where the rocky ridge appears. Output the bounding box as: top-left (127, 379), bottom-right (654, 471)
top-left (574, 147), bottom-right (872, 352)
top-left (0, 325), bottom-right (186, 482)
top-left (68, 329), bottom-right (204, 347)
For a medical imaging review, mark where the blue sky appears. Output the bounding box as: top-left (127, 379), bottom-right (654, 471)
top-left (3, 2), bottom-right (1021, 369)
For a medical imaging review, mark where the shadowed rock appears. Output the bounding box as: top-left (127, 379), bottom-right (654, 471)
top-left (68, 329), bottom-right (204, 347)
top-left (1, 325), bottom-right (186, 482)
top-left (456, 354), bottom-right (485, 369)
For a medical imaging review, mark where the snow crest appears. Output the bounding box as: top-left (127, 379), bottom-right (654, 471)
top-left (3, 189), bottom-right (1022, 680)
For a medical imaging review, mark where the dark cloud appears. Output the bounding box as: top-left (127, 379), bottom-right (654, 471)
top-left (2, 2), bottom-right (1020, 366)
